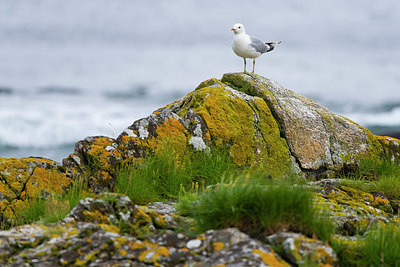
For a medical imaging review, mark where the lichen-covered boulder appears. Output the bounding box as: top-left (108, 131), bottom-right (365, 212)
top-left (221, 73), bottom-right (400, 173)
top-left (0, 157), bottom-right (71, 223)
top-left (63, 73), bottom-right (400, 191)
top-left (267, 232), bottom-right (337, 266)
top-left (62, 136), bottom-right (122, 192)
top-left (63, 194), bottom-right (181, 239)
top-left (63, 75), bottom-right (297, 191)
top-left (312, 179), bottom-right (398, 235)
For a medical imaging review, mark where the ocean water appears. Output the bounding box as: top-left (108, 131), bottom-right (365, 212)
top-left (1, 0), bottom-right (400, 162)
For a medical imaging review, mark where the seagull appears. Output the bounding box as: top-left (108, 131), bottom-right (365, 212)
top-left (231, 23), bottom-right (281, 74)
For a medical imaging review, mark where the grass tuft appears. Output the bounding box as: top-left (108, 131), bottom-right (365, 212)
top-left (177, 176), bottom-right (334, 241)
top-left (332, 224), bottom-right (400, 266)
top-left (18, 176), bottom-right (91, 225)
top-left (359, 224), bottom-right (400, 266)
top-left (340, 157), bottom-right (400, 200)
top-left (115, 147), bottom-right (239, 204)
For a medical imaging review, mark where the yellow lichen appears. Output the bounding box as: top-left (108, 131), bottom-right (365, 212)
top-left (82, 209), bottom-right (110, 224)
top-left (74, 258), bottom-right (87, 266)
top-left (99, 224), bottom-right (120, 234)
top-left (0, 157), bottom-right (71, 220)
top-left (119, 249), bottom-right (128, 257)
top-left (212, 242), bottom-right (225, 251)
top-left (253, 249), bottom-right (289, 266)
top-left (67, 228), bottom-right (79, 238)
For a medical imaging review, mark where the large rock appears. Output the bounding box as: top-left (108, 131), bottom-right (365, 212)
top-left (63, 73), bottom-right (400, 190)
top-left (0, 157), bottom-right (71, 223)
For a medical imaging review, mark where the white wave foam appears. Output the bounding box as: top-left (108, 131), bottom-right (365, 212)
top-left (344, 107), bottom-right (400, 127)
top-left (0, 94), bottom-right (162, 149)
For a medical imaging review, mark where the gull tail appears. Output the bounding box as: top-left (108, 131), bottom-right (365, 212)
top-left (264, 41), bottom-right (281, 52)
top-left (265, 41), bottom-right (282, 46)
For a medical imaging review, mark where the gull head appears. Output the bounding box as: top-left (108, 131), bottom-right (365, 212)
top-left (230, 23), bottom-right (245, 35)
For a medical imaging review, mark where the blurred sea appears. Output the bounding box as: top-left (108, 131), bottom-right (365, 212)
top-left (1, 0), bottom-right (400, 162)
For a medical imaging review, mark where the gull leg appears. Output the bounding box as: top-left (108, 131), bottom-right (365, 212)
top-left (252, 59), bottom-right (256, 74)
top-left (243, 58), bottom-right (247, 73)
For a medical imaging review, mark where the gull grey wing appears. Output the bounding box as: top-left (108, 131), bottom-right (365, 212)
top-left (249, 36), bottom-right (269, 53)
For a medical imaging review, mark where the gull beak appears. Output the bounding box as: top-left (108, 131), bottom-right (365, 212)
top-left (230, 28), bottom-right (235, 31)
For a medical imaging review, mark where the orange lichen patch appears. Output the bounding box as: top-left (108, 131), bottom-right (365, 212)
top-left (371, 196), bottom-right (393, 213)
top-left (0, 157), bottom-right (71, 220)
top-left (212, 242), bottom-right (225, 251)
top-left (25, 167), bottom-right (71, 199)
top-left (253, 249), bottom-right (289, 266)
top-left (153, 118), bottom-right (189, 156)
top-left (156, 246), bottom-right (170, 257)
top-left (85, 137), bottom-right (115, 173)
top-left (119, 249), bottom-right (128, 257)
top-left (136, 240), bottom-right (161, 253)
top-left (138, 244), bottom-right (170, 265)
top-left (203, 131), bottom-right (211, 140)
top-left (74, 258), bottom-right (87, 266)
top-left (0, 181), bottom-right (16, 200)
top-left (372, 196), bottom-right (389, 206)
top-left (134, 207), bottom-right (153, 223)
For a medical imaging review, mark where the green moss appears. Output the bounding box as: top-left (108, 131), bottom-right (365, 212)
top-left (249, 98), bottom-right (292, 176)
top-left (191, 84), bottom-right (256, 165)
top-left (319, 112), bottom-right (335, 131)
top-left (221, 73), bottom-right (277, 104)
top-left (364, 129), bottom-right (385, 162)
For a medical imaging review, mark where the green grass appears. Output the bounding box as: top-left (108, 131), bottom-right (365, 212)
top-left (359, 224), bottom-right (400, 266)
top-left (177, 176), bottom-right (335, 241)
top-left (16, 176), bottom-right (91, 226)
top-left (344, 157), bottom-right (400, 180)
top-left (332, 224), bottom-right (400, 266)
top-left (115, 147), bottom-right (240, 204)
top-left (339, 158), bottom-right (400, 200)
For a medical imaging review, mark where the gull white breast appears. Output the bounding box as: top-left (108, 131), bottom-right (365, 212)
top-left (231, 23), bottom-right (281, 74)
